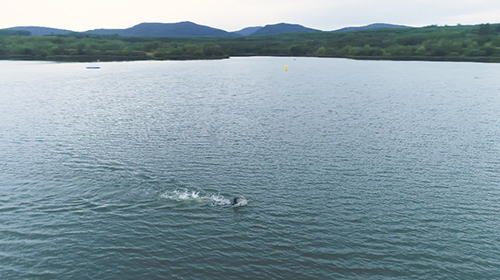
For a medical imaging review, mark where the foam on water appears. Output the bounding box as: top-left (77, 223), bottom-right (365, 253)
top-left (160, 189), bottom-right (232, 206)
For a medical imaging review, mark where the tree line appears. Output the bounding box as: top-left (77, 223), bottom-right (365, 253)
top-left (0, 23), bottom-right (499, 62)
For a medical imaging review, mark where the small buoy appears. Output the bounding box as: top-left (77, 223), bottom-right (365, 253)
top-left (285, 65), bottom-right (288, 71)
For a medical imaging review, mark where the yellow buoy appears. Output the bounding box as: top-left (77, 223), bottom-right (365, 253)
top-left (285, 65), bottom-right (288, 71)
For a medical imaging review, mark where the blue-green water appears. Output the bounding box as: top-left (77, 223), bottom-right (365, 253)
top-left (1, 57), bottom-right (500, 279)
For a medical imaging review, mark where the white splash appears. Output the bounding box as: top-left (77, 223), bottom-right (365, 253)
top-left (207, 194), bottom-right (231, 206)
top-left (231, 199), bottom-right (248, 208)
top-left (161, 189), bottom-right (200, 201)
top-left (161, 189), bottom-right (231, 206)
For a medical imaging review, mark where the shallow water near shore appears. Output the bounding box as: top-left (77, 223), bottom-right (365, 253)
top-left (1, 57), bottom-right (500, 279)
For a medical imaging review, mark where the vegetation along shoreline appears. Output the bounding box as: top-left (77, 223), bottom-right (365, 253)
top-left (1, 23), bottom-right (499, 63)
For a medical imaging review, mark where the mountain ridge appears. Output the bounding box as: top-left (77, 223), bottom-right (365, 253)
top-left (4, 26), bottom-right (73, 36)
top-left (333, 23), bottom-right (411, 33)
top-left (232, 26), bottom-right (262, 36)
top-left (249, 23), bottom-right (319, 36)
top-left (85, 22), bottom-right (236, 37)
top-left (3, 22), bottom-right (411, 37)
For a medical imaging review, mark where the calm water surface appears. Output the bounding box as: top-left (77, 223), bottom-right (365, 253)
top-left (1, 57), bottom-right (500, 279)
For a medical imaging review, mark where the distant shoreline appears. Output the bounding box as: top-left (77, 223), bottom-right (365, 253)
top-left (2, 55), bottom-right (500, 64)
top-left (1, 23), bottom-right (499, 63)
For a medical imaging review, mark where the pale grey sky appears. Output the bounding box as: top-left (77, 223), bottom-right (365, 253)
top-left (1, 0), bottom-right (499, 31)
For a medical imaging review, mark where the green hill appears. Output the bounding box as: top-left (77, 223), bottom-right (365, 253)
top-left (250, 23), bottom-right (319, 36)
top-left (85, 22), bottom-right (236, 37)
top-left (333, 23), bottom-right (411, 33)
top-left (232, 26), bottom-right (262, 36)
top-left (5, 26), bottom-right (73, 36)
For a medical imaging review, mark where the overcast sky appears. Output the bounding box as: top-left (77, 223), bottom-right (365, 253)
top-left (1, 0), bottom-right (499, 32)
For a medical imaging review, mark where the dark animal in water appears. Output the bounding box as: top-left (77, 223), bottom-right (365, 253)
top-left (231, 196), bottom-right (247, 206)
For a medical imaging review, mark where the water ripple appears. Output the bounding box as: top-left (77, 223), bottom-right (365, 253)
top-left (1, 58), bottom-right (500, 279)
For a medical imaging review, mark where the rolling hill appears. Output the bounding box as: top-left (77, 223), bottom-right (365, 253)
top-left (232, 26), bottom-right (262, 36)
top-left (85, 22), bottom-right (236, 37)
top-left (249, 23), bottom-right (319, 36)
top-left (333, 23), bottom-right (411, 33)
top-left (3, 22), bottom-right (413, 38)
top-left (5, 26), bottom-right (73, 36)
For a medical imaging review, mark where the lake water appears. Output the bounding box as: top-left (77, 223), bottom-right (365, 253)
top-left (1, 57), bottom-right (500, 279)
